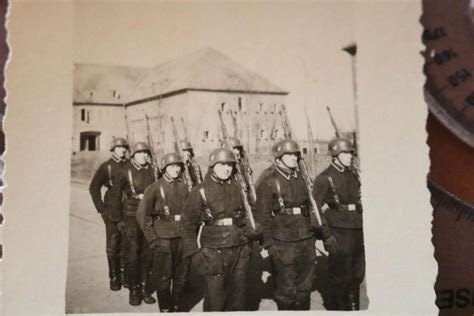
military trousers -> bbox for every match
[327,227,365,309]
[152,237,190,311]
[269,237,316,310]
[193,243,252,311]
[124,216,153,288]
[101,211,125,276]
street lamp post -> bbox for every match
[342,43,359,153]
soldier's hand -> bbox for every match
[116,220,126,233]
[243,222,263,240]
[267,245,278,258]
[191,250,207,275]
[323,235,338,255]
[149,240,160,251]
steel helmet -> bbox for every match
[209,148,236,167]
[110,137,129,151]
[161,152,183,169]
[272,139,301,158]
[229,137,243,148]
[328,137,355,156]
[176,140,193,151]
[131,142,151,157]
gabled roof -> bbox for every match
[73,64,148,105]
[127,48,288,105]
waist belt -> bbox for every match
[211,218,234,226]
[322,203,356,212]
[282,207,303,215]
[274,206,305,215]
[158,214,181,221]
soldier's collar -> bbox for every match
[331,161,345,173]
[131,159,149,171]
[163,172,181,183]
[276,165,298,180]
[210,173,232,185]
[112,154,126,163]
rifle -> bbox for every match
[304,107,316,179]
[229,110,240,138]
[325,106,361,183]
[180,117,202,184]
[228,110,257,204]
[170,116,194,192]
[217,109,256,230]
[279,104,293,138]
[326,106,341,138]
[180,117,189,141]
[279,105,323,227]
[144,114,160,180]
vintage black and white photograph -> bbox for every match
[67,1,366,313]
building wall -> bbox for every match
[72,105,127,152]
[126,90,287,159]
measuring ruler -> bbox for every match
[422,0,474,147]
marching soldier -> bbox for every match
[89,137,129,291]
[136,152,190,312]
[312,137,364,310]
[181,148,255,311]
[176,140,202,186]
[255,139,317,310]
[113,142,157,306]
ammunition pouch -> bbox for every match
[233,209,246,227]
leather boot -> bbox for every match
[140,282,157,304]
[107,257,121,291]
[295,296,310,310]
[348,288,360,310]
[119,266,129,288]
[170,290,182,313]
[129,286,142,306]
[276,300,295,310]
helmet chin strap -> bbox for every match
[277,158,296,171]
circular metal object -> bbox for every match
[422,0,474,147]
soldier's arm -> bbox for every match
[255,180,275,249]
[112,170,127,220]
[89,164,107,213]
[181,187,203,258]
[136,185,159,246]
[313,174,330,210]
[313,175,332,239]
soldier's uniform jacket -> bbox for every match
[113,159,156,218]
[182,173,250,257]
[312,162,362,229]
[255,165,314,249]
[136,174,189,244]
[89,155,128,221]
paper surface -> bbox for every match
[2,1,435,314]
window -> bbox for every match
[81,109,85,121]
[204,131,209,139]
[221,103,225,112]
[302,148,308,154]
[238,97,242,111]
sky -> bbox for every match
[74,1,356,140]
